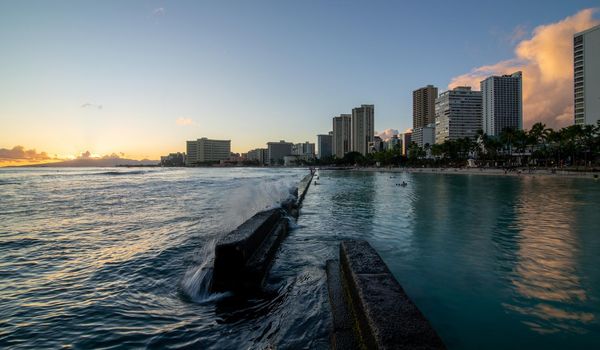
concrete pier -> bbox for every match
[328,240,446,349]
[210,171,314,293]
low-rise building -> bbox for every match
[160,152,186,167]
[368,136,384,153]
[267,140,293,165]
[292,142,316,157]
[247,148,268,165]
[186,138,231,165]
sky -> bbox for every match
[1,0,599,165]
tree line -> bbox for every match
[315,122,600,170]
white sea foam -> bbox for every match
[180,175,300,303]
[224,176,299,230]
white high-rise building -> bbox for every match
[481,72,522,136]
[413,124,436,148]
[435,87,482,144]
[351,104,375,156]
[186,138,231,165]
[332,114,351,158]
[574,24,600,126]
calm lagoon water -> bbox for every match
[1,167,599,349]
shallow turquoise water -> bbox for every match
[1,167,599,349]
[297,170,600,349]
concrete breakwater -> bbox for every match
[210,172,314,293]
[327,240,446,349]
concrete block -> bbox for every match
[337,240,446,350]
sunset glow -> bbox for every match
[1,2,598,167]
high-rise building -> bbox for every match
[574,24,600,126]
[317,132,333,159]
[351,104,375,156]
[435,86,482,144]
[413,85,438,128]
[384,135,401,151]
[332,114,351,158]
[413,124,436,148]
[481,72,522,136]
[401,132,412,156]
[267,140,293,165]
[186,138,231,165]
[292,142,316,157]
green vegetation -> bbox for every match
[315,122,600,170]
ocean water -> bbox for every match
[1,167,600,349]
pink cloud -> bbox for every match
[449,9,600,129]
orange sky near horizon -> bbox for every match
[1,5,598,168]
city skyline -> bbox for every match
[1,2,599,166]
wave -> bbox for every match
[179,174,302,304]
[180,239,232,303]
[96,170,150,176]
[38,170,151,177]
[0,181,20,185]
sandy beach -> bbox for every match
[340,166,600,180]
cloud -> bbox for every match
[449,8,599,129]
[509,24,528,44]
[176,117,195,126]
[153,7,165,16]
[78,151,92,159]
[76,151,125,159]
[376,128,399,140]
[76,151,125,160]
[0,146,59,166]
[0,146,51,161]
[102,153,124,160]
[81,103,103,110]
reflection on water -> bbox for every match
[506,177,594,334]
[307,170,600,350]
[1,168,599,349]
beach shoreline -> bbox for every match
[319,166,600,180]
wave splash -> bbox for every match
[180,175,301,303]
[180,239,230,303]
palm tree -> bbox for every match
[424,143,431,159]
[528,122,551,166]
[499,127,517,165]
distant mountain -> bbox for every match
[27,157,159,167]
